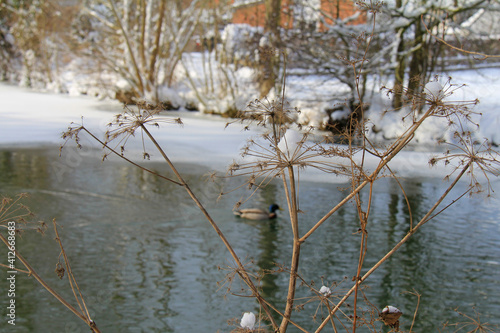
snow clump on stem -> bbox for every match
[240,312,256,329]
[319,285,332,297]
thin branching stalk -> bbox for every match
[0,194,33,223]
[302,105,437,242]
[314,163,471,332]
[75,126,183,186]
[279,165,301,332]
[348,14,379,331]
[0,234,101,333]
[138,124,279,330]
[352,181,373,332]
[0,263,29,274]
[53,219,93,325]
[403,289,421,332]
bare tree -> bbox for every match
[2,0,75,89]
[381,0,500,109]
[258,0,282,98]
[73,0,207,104]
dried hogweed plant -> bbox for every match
[0,193,38,234]
[223,97,353,208]
[441,307,498,333]
[54,7,500,333]
[1,4,498,333]
[54,73,500,333]
[222,96,364,332]
[103,102,183,159]
[61,102,280,330]
[218,14,500,333]
[0,195,101,332]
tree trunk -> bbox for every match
[259,0,281,98]
[147,0,166,99]
[407,19,427,100]
[393,29,406,110]
[392,0,404,110]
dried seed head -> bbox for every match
[55,262,65,279]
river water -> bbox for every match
[0,143,499,333]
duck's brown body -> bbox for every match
[233,204,281,220]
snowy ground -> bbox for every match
[0,83,253,169]
[1,67,499,185]
[366,69,500,145]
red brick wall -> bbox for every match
[231,0,294,29]
[232,1,267,27]
[321,0,366,25]
[231,0,365,29]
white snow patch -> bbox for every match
[240,312,256,329]
[319,286,332,296]
[424,81,445,100]
[382,305,401,314]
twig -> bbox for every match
[314,163,471,332]
[0,233,101,333]
[139,124,279,331]
[302,105,436,242]
[0,263,29,274]
[402,289,421,332]
[279,165,302,332]
[352,181,373,332]
[79,127,183,186]
[53,219,93,326]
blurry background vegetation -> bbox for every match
[0,0,499,120]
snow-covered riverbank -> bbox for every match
[0,82,255,170]
[1,69,499,184]
[365,69,500,145]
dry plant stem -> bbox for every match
[386,166,414,229]
[354,9,377,160]
[314,163,471,332]
[0,193,33,223]
[279,166,301,332]
[0,263,29,274]
[258,297,309,333]
[139,124,278,330]
[302,105,436,242]
[352,182,373,333]
[0,234,101,333]
[78,127,183,186]
[53,219,93,323]
[406,289,421,332]
[324,300,339,333]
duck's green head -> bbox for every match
[269,204,281,213]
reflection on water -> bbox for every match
[1,146,499,332]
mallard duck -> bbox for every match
[234,204,281,220]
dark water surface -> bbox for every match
[1,146,499,332]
